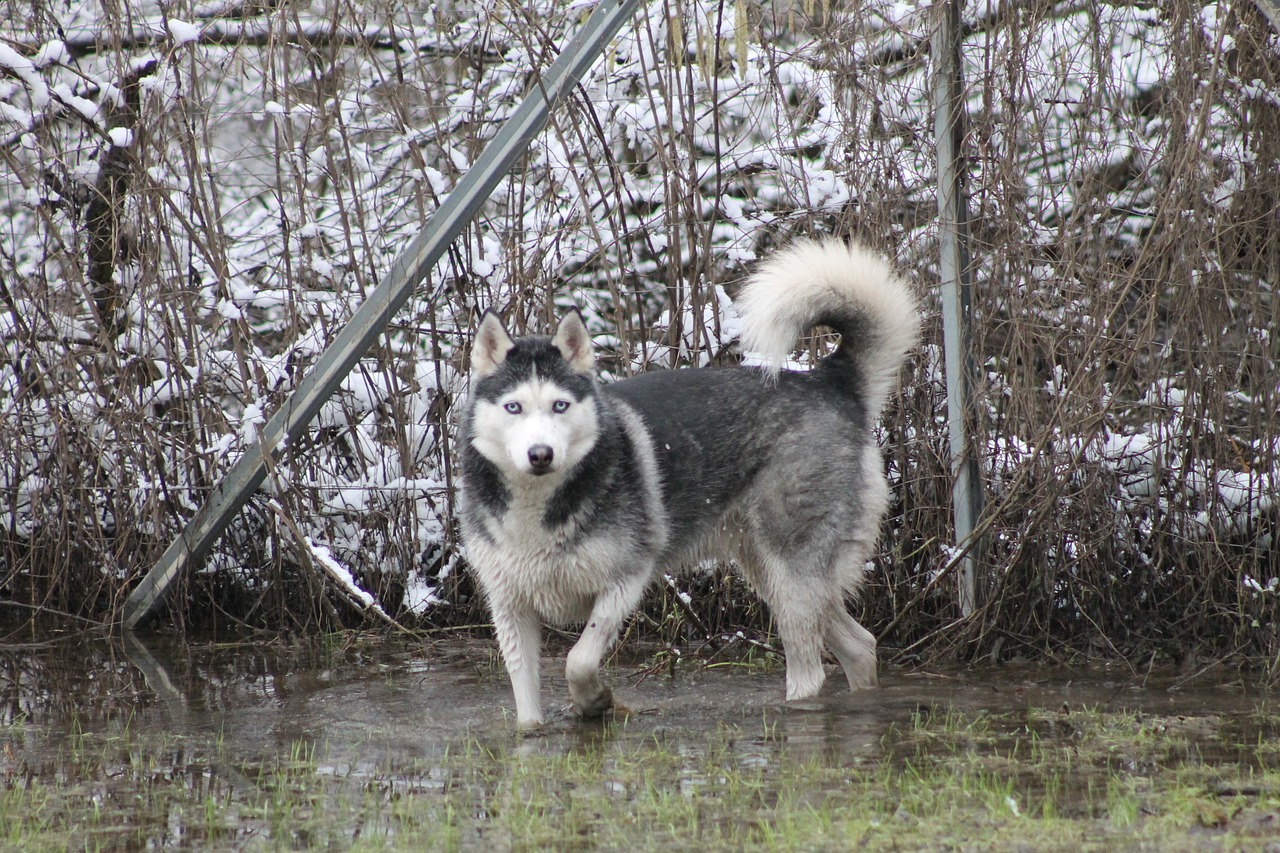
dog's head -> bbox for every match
[466,311,599,479]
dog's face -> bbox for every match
[467,311,599,480]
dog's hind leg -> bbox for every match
[826,607,878,690]
[773,599,829,701]
[492,598,545,728]
[739,549,829,701]
[565,573,650,719]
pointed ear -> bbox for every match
[471,311,515,379]
[551,310,594,374]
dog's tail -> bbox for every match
[735,238,920,412]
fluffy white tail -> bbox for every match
[734,239,920,412]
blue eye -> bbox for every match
[503,401,522,414]
[552,400,571,414]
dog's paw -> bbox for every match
[516,717,547,735]
[572,684,615,720]
[576,700,634,728]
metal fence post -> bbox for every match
[933,0,984,616]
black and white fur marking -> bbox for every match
[459,238,920,727]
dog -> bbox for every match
[458,238,920,727]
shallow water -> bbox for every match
[4,633,1259,765]
[0,631,1275,849]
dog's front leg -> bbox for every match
[565,574,649,719]
[491,598,544,728]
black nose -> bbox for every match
[528,444,554,473]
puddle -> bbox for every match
[1,632,1277,849]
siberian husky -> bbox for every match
[459,238,920,727]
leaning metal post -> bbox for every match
[122,0,642,629]
[932,0,984,616]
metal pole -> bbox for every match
[122,0,642,629]
[932,0,984,616]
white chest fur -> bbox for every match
[467,484,646,626]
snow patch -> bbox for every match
[168,19,203,45]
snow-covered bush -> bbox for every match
[1,0,1276,660]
